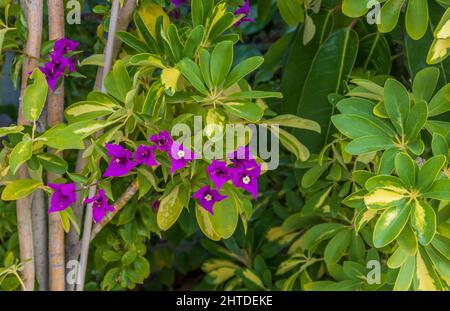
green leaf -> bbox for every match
[1,179,43,201]
[224,56,264,89]
[378,0,404,33]
[36,153,68,175]
[431,234,450,260]
[282,11,333,115]
[104,60,132,102]
[302,162,331,188]
[262,114,321,133]
[365,175,406,192]
[384,78,410,135]
[208,195,239,239]
[421,179,450,200]
[412,67,440,103]
[387,246,409,268]
[196,204,221,241]
[226,90,283,100]
[406,0,429,40]
[223,102,264,122]
[80,54,104,67]
[335,98,395,136]
[9,139,32,175]
[411,200,436,246]
[23,68,48,122]
[357,33,392,74]
[405,101,428,142]
[65,101,118,123]
[199,49,213,90]
[332,114,393,139]
[178,58,208,95]
[394,152,417,188]
[394,255,415,291]
[417,155,446,192]
[379,148,400,174]
[425,245,450,281]
[342,0,370,17]
[210,40,233,88]
[276,0,304,26]
[428,84,450,117]
[431,133,448,157]
[183,25,204,59]
[345,135,394,154]
[59,210,71,233]
[65,120,115,138]
[0,125,24,137]
[39,125,84,150]
[115,31,148,53]
[324,229,352,266]
[364,188,407,210]
[235,268,266,290]
[276,127,311,162]
[161,67,181,96]
[157,183,189,230]
[414,247,444,290]
[302,223,346,250]
[291,28,358,153]
[373,204,412,248]
[134,12,159,53]
[398,224,418,255]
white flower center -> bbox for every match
[177,150,185,158]
[115,158,121,163]
[204,194,212,201]
[242,176,251,185]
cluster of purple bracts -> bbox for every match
[48,131,260,222]
[39,38,79,91]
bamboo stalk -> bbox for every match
[31,190,48,290]
[47,0,65,291]
[16,0,44,291]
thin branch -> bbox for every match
[76,0,122,291]
[90,180,139,241]
[47,0,66,291]
[65,154,87,291]
[66,0,137,291]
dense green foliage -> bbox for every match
[0,0,449,291]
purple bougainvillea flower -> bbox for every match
[84,189,114,223]
[171,0,189,8]
[207,160,231,190]
[53,38,79,55]
[48,183,77,213]
[39,53,76,90]
[134,144,158,167]
[39,62,61,91]
[168,143,198,174]
[232,165,261,200]
[151,200,160,212]
[192,186,227,215]
[228,145,259,170]
[50,52,76,73]
[103,144,137,177]
[234,0,254,26]
[150,131,173,152]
